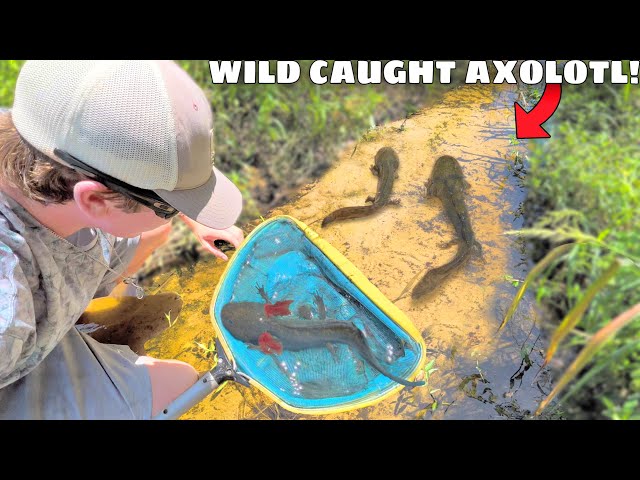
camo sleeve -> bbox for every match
[93,235,141,298]
[0,240,37,389]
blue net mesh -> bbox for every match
[212,217,423,411]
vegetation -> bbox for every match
[0,60,22,107]
[510,76,640,419]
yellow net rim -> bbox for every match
[209,215,427,415]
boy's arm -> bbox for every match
[94,222,173,298]
[0,247,36,389]
[121,222,173,279]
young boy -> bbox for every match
[0,60,245,419]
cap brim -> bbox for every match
[154,166,243,229]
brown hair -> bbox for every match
[0,111,141,212]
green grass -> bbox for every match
[518,74,640,419]
[164,310,179,328]
[0,60,22,107]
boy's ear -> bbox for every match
[73,180,113,219]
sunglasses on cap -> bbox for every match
[53,149,180,219]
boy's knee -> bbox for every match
[136,356,198,417]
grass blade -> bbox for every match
[543,258,622,366]
[558,339,640,407]
[497,243,575,332]
[536,302,640,416]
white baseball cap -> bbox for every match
[11,60,243,229]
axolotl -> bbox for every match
[220,285,423,388]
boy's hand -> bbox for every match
[179,214,244,261]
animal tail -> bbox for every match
[321,205,378,227]
[411,243,473,299]
[350,326,424,388]
[393,269,426,302]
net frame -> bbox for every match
[210,215,426,415]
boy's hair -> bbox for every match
[0,111,141,212]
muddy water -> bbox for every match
[145,84,554,420]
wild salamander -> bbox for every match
[411,155,481,299]
[221,287,423,388]
[321,146,400,227]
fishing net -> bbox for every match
[210,216,425,414]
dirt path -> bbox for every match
[144,84,551,420]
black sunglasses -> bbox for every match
[54,149,180,219]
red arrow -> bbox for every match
[514,83,562,139]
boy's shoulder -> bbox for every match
[0,188,125,388]
[0,190,32,252]
[0,190,102,249]
[0,190,103,294]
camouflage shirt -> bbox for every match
[0,190,139,389]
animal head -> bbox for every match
[375,147,400,168]
[427,155,466,196]
[220,302,269,343]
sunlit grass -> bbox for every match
[537,302,640,416]
[543,258,624,366]
[497,243,575,333]
[515,74,640,419]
